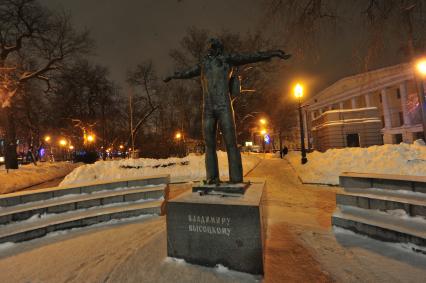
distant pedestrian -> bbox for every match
[282,146,288,156]
[26,146,37,165]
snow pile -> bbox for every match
[60,152,260,186]
[0,162,80,194]
[287,140,426,185]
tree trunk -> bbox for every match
[5,106,18,169]
[102,102,106,149]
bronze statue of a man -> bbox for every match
[165,38,291,184]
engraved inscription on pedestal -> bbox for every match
[188,214,231,236]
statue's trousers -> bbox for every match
[203,105,243,183]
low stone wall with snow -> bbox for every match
[60,151,260,186]
[287,140,426,185]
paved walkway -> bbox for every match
[0,157,425,282]
[249,156,337,282]
[253,156,426,282]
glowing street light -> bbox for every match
[44,135,51,142]
[294,82,308,165]
[175,132,182,140]
[119,145,124,150]
[259,118,267,125]
[59,139,67,146]
[260,129,267,135]
[87,134,95,143]
[294,83,303,99]
[416,59,426,77]
[415,58,426,140]
[69,145,74,150]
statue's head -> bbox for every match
[207,38,224,56]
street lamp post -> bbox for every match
[85,133,96,157]
[259,118,268,153]
[294,83,308,164]
[415,58,426,141]
[260,128,267,153]
[44,135,54,162]
[175,131,185,157]
[59,138,67,161]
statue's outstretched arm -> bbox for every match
[163,65,201,82]
[227,50,291,66]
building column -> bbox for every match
[365,93,371,107]
[381,88,392,128]
[339,102,344,109]
[351,97,357,109]
[399,81,411,126]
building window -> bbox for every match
[381,115,385,127]
[395,134,403,144]
[415,132,424,140]
[396,88,401,99]
[346,133,360,147]
[399,112,404,126]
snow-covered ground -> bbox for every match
[60,152,260,186]
[0,162,80,194]
[287,140,426,185]
[1,158,425,282]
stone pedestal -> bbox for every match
[166,180,266,275]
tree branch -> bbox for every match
[19,56,62,82]
[129,105,159,143]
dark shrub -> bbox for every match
[74,150,99,164]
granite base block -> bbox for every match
[166,181,265,275]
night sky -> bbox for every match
[43,0,410,97]
[44,0,263,87]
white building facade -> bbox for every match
[304,63,425,149]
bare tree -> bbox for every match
[0,0,92,169]
[49,60,122,150]
[362,0,426,59]
[262,0,338,59]
[262,0,426,70]
[126,61,160,153]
